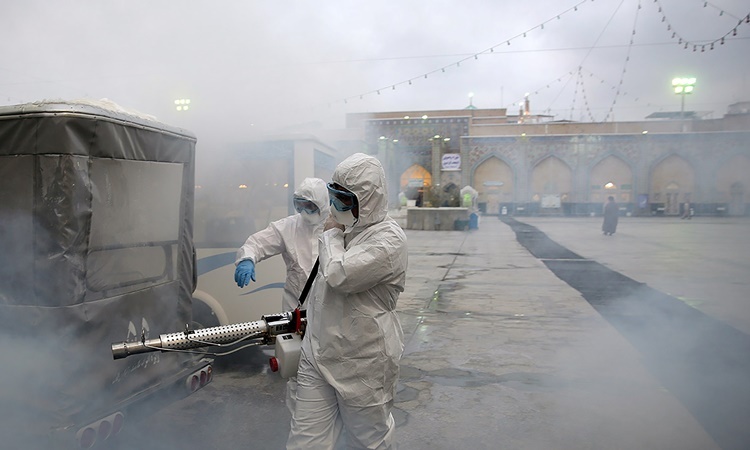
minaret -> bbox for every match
[524,93,530,116]
[465,92,477,110]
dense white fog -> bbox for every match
[1,1,749,447]
[1,0,748,145]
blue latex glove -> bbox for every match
[235,260,256,287]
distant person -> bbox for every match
[602,196,618,236]
[681,200,692,220]
[398,191,407,210]
[234,177,330,312]
[462,192,472,208]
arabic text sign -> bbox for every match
[441,153,461,171]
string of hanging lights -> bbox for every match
[579,69,600,122]
[529,0,748,123]
[327,0,592,109]
[581,67,643,105]
[507,70,575,115]
[507,0,629,121]
[321,0,748,120]
[503,0,627,121]
[598,0,642,122]
[651,0,749,52]
[569,71,581,121]
[520,63,642,123]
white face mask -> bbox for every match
[330,208,358,228]
[301,210,325,226]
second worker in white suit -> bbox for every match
[235,177,330,312]
[235,177,330,414]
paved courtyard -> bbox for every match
[114,214,750,449]
[519,215,750,335]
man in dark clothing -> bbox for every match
[602,196,619,236]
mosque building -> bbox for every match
[343,99,750,217]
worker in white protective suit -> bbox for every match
[287,153,408,450]
[235,177,329,415]
[234,177,330,313]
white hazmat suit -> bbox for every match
[235,177,330,312]
[287,153,408,450]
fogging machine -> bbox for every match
[111,309,306,378]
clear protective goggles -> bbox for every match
[293,197,319,214]
[327,182,358,212]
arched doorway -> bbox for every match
[716,155,750,216]
[400,164,432,204]
[473,156,513,214]
[590,156,633,204]
[650,155,694,216]
[530,156,572,214]
[665,182,681,215]
[730,182,745,216]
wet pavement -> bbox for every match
[504,216,750,450]
[519,216,750,336]
[114,214,750,450]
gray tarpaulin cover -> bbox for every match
[0,101,201,443]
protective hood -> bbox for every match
[331,153,388,229]
[294,177,330,222]
[460,185,478,198]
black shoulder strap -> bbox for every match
[298,257,319,306]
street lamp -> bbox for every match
[672,77,696,121]
[174,98,191,111]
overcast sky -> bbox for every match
[1,0,748,147]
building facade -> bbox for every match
[346,105,750,216]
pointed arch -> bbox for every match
[589,155,633,203]
[530,156,572,202]
[472,156,514,214]
[400,164,432,190]
[649,154,694,215]
[716,154,750,216]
